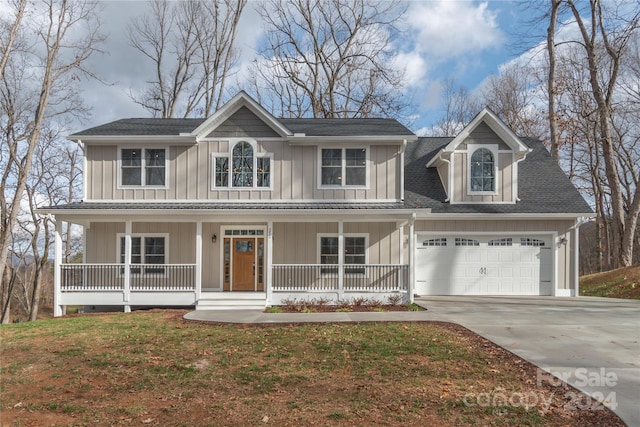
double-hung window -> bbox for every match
[319,235,367,275]
[212,140,272,189]
[119,235,166,274]
[320,148,367,187]
[121,148,167,187]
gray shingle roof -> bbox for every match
[280,118,413,136]
[70,117,413,138]
[44,202,409,211]
[404,137,593,214]
[70,118,206,137]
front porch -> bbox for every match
[49,210,417,315]
[57,263,410,311]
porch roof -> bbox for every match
[42,201,409,211]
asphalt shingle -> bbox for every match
[404,137,593,214]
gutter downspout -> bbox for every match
[571,216,589,297]
[408,213,416,303]
[400,139,407,202]
[513,150,531,202]
[440,154,452,203]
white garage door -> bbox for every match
[415,235,552,296]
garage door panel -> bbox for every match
[416,234,552,296]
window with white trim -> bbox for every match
[120,148,167,187]
[469,147,496,193]
[319,234,367,274]
[118,235,166,274]
[320,148,367,187]
[212,140,272,189]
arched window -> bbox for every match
[470,148,495,192]
[232,141,253,187]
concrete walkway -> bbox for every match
[184,296,640,426]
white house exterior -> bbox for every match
[41,92,593,315]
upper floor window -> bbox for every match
[120,148,167,187]
[212,140,271,189]
[320,148,367,187]
[470,147,495,193]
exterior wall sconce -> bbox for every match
[212,234,217,243]
[558,237,567,245]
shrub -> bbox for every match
[386,294,403,306]
[351,297,370,307]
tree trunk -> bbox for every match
[547,0,560,162]
[568,0,631,267]
[1,267,14,324]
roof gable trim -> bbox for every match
[189,91,292,139]
[427,108,531,168]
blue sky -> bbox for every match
[79,0,544,134]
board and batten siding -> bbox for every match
[412,219,575,290]
[272,222,401,265]
[451,152,513,203]
[85,222,196,264]
[447,122,516,203]
[85,142,401,201]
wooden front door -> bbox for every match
[224,237,265,291]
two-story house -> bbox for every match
[42,92,592,315]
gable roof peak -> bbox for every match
[190,91,292,139]
[446,107,530,153]
[426,107,532,168]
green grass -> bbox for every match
[0,310,624,426]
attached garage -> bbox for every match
[415,234,553,296]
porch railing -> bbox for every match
[272,264,408,292]
[60,264,196,292]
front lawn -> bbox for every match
[0,310,622,426]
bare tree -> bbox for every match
[250,0,409,119]
[566,0,640,267]
[547,0,562,162]
[128,0,246,118]
[429,78,479,136]
[0,0,26,79]
[479,63,547,138]
[0,0,104,321]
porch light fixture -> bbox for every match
[558,237,567,245]
[212,234,217,243]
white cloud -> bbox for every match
[406,0,504,58]
[392,51,428,87]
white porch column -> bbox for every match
[398,224,405,294]
[408,219,415,303]
[123,220,132,313]
[53,218,63,317]
[266,221,273,305]
[195,220,202,301]
[338,220,344,300]
[398,224,405,265]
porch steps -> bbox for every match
[196,292,267,311]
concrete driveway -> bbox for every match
[414,296,640,426]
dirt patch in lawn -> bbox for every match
[1,309,623,426]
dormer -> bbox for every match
[426,108,531,204]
